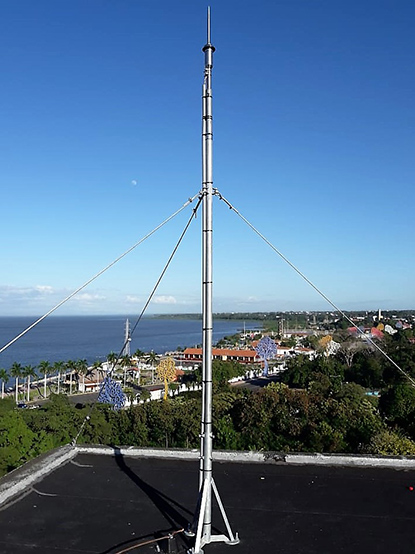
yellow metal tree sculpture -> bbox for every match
[156,357,176,400]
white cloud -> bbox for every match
[0,284,112,315]
[34,285,54,294]
[126,295,142,303]
[72,293,106,303]
[153,295,177,305]
[0,284,56,298]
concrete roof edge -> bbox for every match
[0,445,77,507]
[2,446,415,508]
[283,452,415,468]
[75,446,415,468]
[76,445,201,459]
[75,445,268,462]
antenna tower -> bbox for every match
[122,318,131,357]
[187,8,240,553]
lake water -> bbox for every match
[0,316,260,384]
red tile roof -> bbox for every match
[184,347,258,357]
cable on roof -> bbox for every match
[114,528,184,553]
[70,193,203,445]
[0,193,200,357]
[214,188,415,389]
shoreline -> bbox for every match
[0,317,261,389]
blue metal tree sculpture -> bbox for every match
[98,376,126,410]
[255,336,277,377]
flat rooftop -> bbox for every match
[0,448,415,553]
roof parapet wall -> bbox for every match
[2,445,415,508]
[0,445,77,507]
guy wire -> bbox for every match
[0,193,200,356]
[214,189,415,389]
[107,193,203,378]
[71,193,203,445]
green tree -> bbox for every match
[146,351,159,384]
[146,350,158,365]
[233,384,298,451]
[106,351,118,371]
[10,362,24,403]
[38,360,52,398]
[172,397,201,448]
[328,382,382,451]
[75,359,88,392]
[120,355,132,387]
[144,400,175,448]
[280,336,296,348]
[140,389,151,402]
[0,368,9,400]
[215,414,240,449]
[379,383,415,437]
[53,361,65,395]
[365,429,415,456]
[300,335,320,350]
[383,331,415,385]
[132,350,144,385]
[344,351,384,389]
[134,349,145,362]
[92,360,104,384]
[212,360,244,390]
[281,355,313,388]
[23,394,81,448]
[65,359,77,395]
[79,404,116,445]
[282,355,344,391]
[23,364,37,402]
[0,405,52,476]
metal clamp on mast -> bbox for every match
[186,7,240,553]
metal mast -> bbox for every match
[188,8,239,553]
[121,318,131,357]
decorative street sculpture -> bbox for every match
[255,336,277,377]
[156,357,177,400]
[98,376,126,410]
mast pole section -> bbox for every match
[201,3,215,543]
[189,8,238,553]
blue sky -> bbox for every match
[1,0,414,316]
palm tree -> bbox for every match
[134,348,145,362]
[38,360,52,398]
[124,387,136,405]
[146,351,159,384]
[133,349,145,385]
[23,364,36,402]
[146,350,158,365]
[10,362,23,403]
[65,359,77,395]
[0,368,9,400]
[120,355,132,388]
[53,361,65,395]
[107,351,117,367]
[76,359,88,393]
[92,360,103,385]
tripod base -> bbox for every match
[187,534,240,554]
[187,477,239,554]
